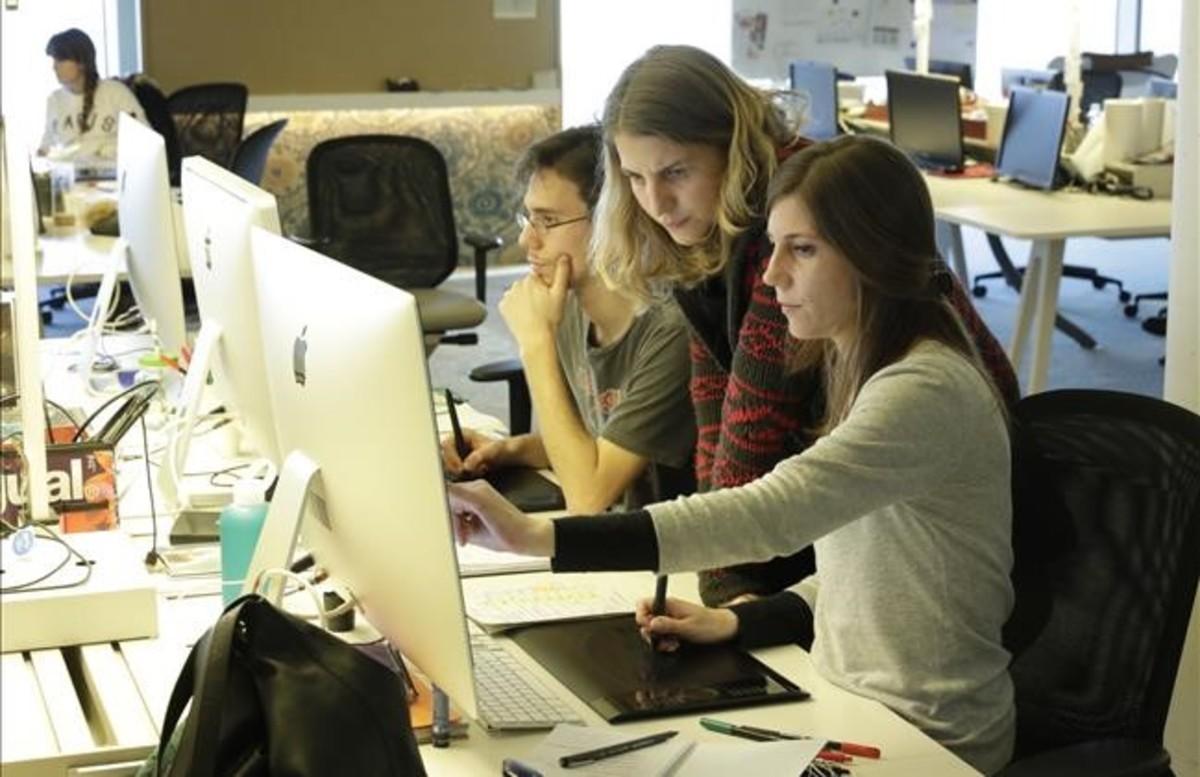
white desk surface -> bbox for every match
[2,338,979,776]
[924,175,1172,394]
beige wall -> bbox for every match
[141,0,558,94]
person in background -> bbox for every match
[590,44,1019,606]
[39,28,144,161]
[442,126,695,512]
[449,135,1016,775]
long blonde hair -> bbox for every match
[593,45,794,301]
[771,136,1002,433]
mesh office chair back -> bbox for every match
[167,82,249,169]
[1005,390,1200,765]
[306,135,458,290]
[232,118,288,186]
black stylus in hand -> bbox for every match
[558,730,678,768]
[649,575,668,651]
[445,389,471,461]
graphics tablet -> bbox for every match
[511,615,808,723]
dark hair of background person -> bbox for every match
[45,28,100,134]
[515,124,603,212]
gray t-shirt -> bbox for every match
[555,294,696,508]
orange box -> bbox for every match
[1,438,119,532]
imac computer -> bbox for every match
[788,60,839,141]
[249,229,583,731]
[116,113,187,360]
[995,86,1071,190]
[886,70,965,172]
[1,118,52,523]
[160,157,284,513]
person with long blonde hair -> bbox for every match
[590,45,1018,607]
[449,135,1016,774]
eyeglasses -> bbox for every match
[516,211,589,236]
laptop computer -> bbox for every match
[886,70,965,173]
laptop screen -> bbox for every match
[995,86,1070,190]
[886,70,964,172]
[789,60,839,141]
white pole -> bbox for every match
[1163,0,1199,410]
[1063,0,1084,129]
[913,0,933,74]
[1163,4,1199,774]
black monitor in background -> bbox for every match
[1000,67,1058,97]
[995,86,1071,190]
[789,60,839,141]
[903,57,974,90]
[886,70,965,172]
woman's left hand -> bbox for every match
[447,480,554,557]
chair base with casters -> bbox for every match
[970,233,1106,350]
[469,358,531,435]
[1124,291,1167,318]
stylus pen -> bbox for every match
[649,574,668,649]
[700,717,881,758]
[558,730,678,768]
[444,389,471,460]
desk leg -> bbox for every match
[1008,242,1043,377]
[1027,239,1066,394]
[936,220,969,284]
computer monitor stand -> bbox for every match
[245,450,456,743]
[74,238,124,378]
[156,321,230,513]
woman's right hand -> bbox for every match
[447,480,554,557]
[634,596,740,652]
[440,428,509,477]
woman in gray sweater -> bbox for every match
[449,135,1016,775]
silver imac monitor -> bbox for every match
[249,228,481,719]
[886,70,965,172]
[116,113,187,358]
[1,119,51,522]
[177,157,282,464]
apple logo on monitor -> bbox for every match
[293,326,307,386]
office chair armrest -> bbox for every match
[996,738,1170,777]
[469,358,531,435]
[287,234,333,250]
[463,232,504,304]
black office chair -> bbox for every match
[232,119,288,186]
[903,56,973,89]
[124,73,183,185]
[1047,68,1124,124]
[167,82,248,170]
[304,134,503,346]
[999,389,1200,777]
[469,358,531,434]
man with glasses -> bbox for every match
[442,126,695,512]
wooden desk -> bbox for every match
[924,176,1172,393]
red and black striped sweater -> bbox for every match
[672,222,1021,606]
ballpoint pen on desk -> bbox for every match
[699,717,881,759]
[444,388,470,460]
[558,730,678,768]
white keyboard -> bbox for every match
[470,630,582,729]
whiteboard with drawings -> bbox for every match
[732,0,978,81]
